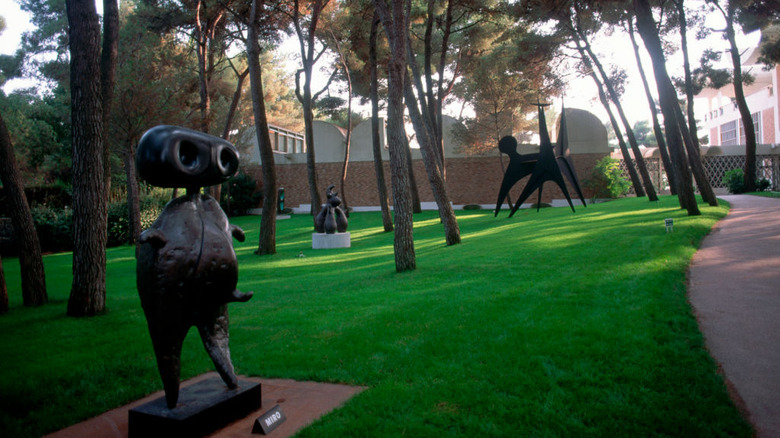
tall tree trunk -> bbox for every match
[634,0,700,215]
[369,14,393,232]
[123,143,142,246]
[576,33,658,201]
[628,19,677,194]
[214,65,249,203]
[67,0,108,315]
[675,0,701,149]
[330,32,352,213]
[674,2,718,206]
[590,70,645,196]
[101,0,119,202]
[293,0,327,214]
[725,4,757,192]
[194,0,217,134]
[0,113,48,307]
[402,133,422,213]
[403,73,461,246]
[374,0,416,272]
[434,0,455,180]
[673,102,719,206]
[248,0,277,255]
[407,30,442,178]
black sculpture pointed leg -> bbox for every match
[197,304,238,389]
[146,320,188,409]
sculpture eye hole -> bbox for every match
[179,141,200,169]
[219,147,238,175]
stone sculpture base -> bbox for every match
[128,377,261,438]
[312,232,351,249]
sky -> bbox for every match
[0,0,761,130]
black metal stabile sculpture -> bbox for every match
[135,125,253,410]
[494,104,586,218]
[314,185,348,234]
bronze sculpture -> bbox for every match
[495,104,586,217]
[314,185,348,234]
[135,125,252,409]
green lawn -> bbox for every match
[0,196,751,437]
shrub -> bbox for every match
[222,173,262,216]
[756,178,771,192]
[30,205,73,253]
[584,157,631,200]
[722,168,745,194]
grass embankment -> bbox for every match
[0,196,751,437]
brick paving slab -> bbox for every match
[44,372,366,438]
[688,194,780,438]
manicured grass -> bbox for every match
[0,196,751,437]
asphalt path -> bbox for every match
[688,194,780,438]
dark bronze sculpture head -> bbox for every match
[135,125,252,409]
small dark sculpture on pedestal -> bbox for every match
[314,185,348,234]
[135,125,253,409]
[495,104,586,217]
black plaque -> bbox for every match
[252,405,286,435]
[128,377,261,438]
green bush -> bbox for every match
[722,168,745,194]
[30,205,73,253]
[222,173,262,216]
[25,196,165,253]
[584,157,631,200]
[756,178,771,192]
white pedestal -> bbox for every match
[312,232,351,249]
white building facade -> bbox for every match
[698,47,779,147]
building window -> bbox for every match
[738,112,762,144]
[268,125,305,154]
[721,120,737,145]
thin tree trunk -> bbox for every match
[293,0,326,214]
[370,15,393,232]
[403,73,460,246]
[591,70,645,196]
[67,0,108,315]
[248,0,277,255]
[628,19,677,194]
[725,4,757,192]
[330,32,352,213]
[101,0,119,202]
[634,0,700,215]
[676,0,701,149]
[435,0,455,180]
[0,113,48,307]
[673,102,719,206]
[214,65,249,202]
[123,142,142,245]
[402,133,422,213]
[374,0,416,272]
[576,33,657,201]
[407,31,442,177]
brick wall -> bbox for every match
[244,152,606,210]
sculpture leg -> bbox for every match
[536,183,544,212]
[197,304,238,389]
[144,310,189,409]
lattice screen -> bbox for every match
[616,155,778,192]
